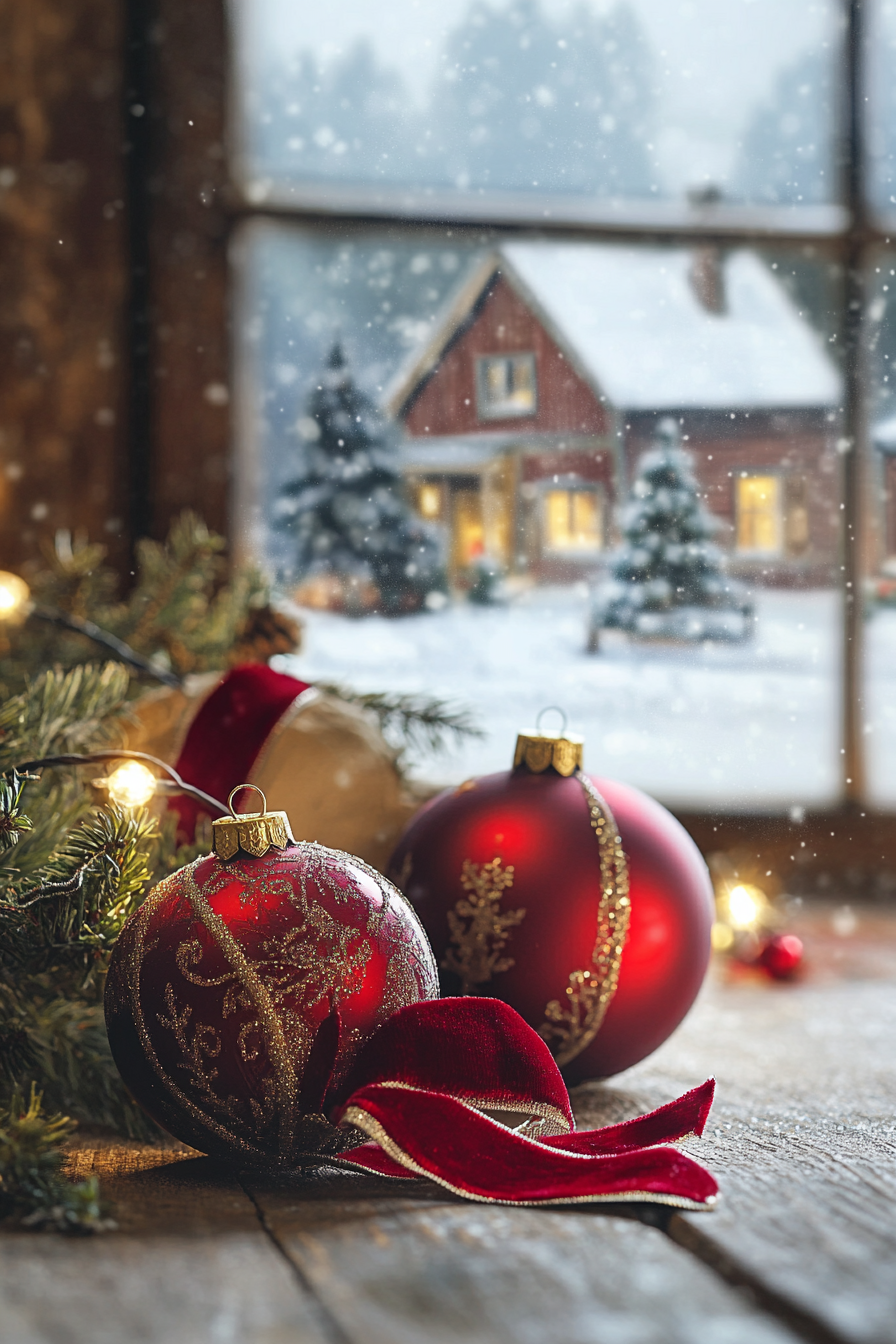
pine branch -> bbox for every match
[0,513,285,696]
[0,663,130,774]
[0,774,34,853]
[0,986,156,1140]
[0,1085,114,1232]
[0,666,167,1159]
[0,804,157,984]
[318,685,483,757]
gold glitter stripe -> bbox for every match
[538,772,631,1067]
[123,869,267,1160]
[340,1106,716,1210]
[182,866,300,1160]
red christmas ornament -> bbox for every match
[757,932,804,980]
[105,786,438,1164]
[387,726,714,1082]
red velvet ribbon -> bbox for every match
[172,665,310,839]
[328,998,718,1211]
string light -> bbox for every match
[712,880,777,954]
[727,884,765,930]
[13,750,227,816]
[0,571,31,623]
[104,761,158,809]
[0,570,180,688]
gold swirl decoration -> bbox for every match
[105,821,439,1165]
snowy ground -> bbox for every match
[275,587,896,812]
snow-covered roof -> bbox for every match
[385,243,841,417]
[502,243,840,411]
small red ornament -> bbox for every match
[105,786,438,1164]
[387,725,714,1082]
[757,933,804,980]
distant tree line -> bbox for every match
[249,0,658,199]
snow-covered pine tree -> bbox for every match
[589,418,753,647]
[276,343,445,615]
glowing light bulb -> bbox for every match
[0,571,31,623]
[727,884,763,931]
[106,761,157,809]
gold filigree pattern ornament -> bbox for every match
[388,718,715,1082]
[442,857,525,994]
[105,785,439,1165]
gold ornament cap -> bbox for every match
[513,707,583,778]
[212,785,296,861]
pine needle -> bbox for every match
[318,684,483,756]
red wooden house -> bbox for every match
[383,242,841,586]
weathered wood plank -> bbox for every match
[574,946,896,1344]
[245,1165,801,1344]
[5,909,894,1344]
[0,1144,331,1344]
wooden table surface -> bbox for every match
[2,903,895,1344]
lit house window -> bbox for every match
[736,475,782,554]
[417,482,443,520]
[544,489,603,553]
[475,353,537,420]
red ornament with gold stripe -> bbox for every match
[104,786,438,1165]
[386,726,714,1082]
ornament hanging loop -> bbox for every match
[213,783,296,860]
[228,783,268,818]
[513,709,583,778]
[535,705,569,737]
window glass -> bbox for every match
[868,2,896,215]
[477,353,537,419]
[545,489,603,552]
[237,220,845,809]
[232,0,841,212]
[736,475,783,554]
[864,250,896,803]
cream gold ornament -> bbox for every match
[124,664,417,870]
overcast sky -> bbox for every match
[232,0,839,193]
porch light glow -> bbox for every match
[419,483,441,519]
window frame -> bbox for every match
[227,0,874,806]
[475,352,538,422]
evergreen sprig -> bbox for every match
[0,1086,114,1233]
[318,685,483,760]
[0,773,34,852]
[0,805,157,982]
[0,513,278,697]
[0,666,168,1156]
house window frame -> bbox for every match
[225,0,873,806]
[475,352,538,422]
